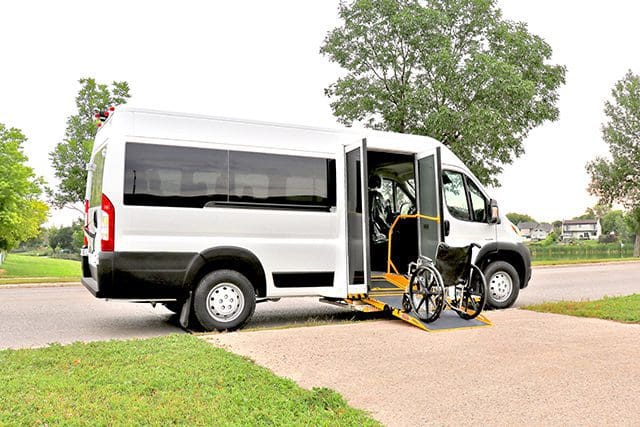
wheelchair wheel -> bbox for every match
[455,264,487,320]
[408,264,445,323]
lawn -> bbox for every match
[0,335,379,426]
[0,254,80,283]
[523,294,640,323]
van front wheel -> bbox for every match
[484,261,520,309]
[193,270,256,331]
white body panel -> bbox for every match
[87,108,522,299]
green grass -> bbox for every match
[0,335,379,426]
[0,254,80,282]
[532,257,640,266]
[523,294,640,324]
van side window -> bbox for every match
[124,143,228,208]
[123,143,336,211]
[442,170,470,220]
[229,151,336,209]
[442,170,489,223]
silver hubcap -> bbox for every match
[206,283,245,322]
[489,271,513,303]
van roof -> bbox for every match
[98,107,468,170]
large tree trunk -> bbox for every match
[635,234,640,257]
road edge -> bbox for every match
[0,282,81,289]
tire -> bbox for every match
[456,264,487,320]
[484,261,520,309]
[193,270,257,331]
[408,264,445,323]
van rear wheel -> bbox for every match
[193,270,256,331]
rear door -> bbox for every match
[85,144,107,264]
[415,147,444,260]
[344,139,370,295]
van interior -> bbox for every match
[366,150,420,275]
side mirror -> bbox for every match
[488,199,500,224]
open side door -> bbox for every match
[416,147,444,260]
[345,138,370,295]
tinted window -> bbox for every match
[124,143,228,208]
[124,143,336,210]
[229,151,335,209]
[467,179,487,222]
[442,170,470,220]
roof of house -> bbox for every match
[517,221,538,230]
[534,223,553,232]
[563,219,598,225]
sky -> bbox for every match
[1,0,639,226]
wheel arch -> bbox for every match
[184,246,267,298]
[475,242,532,289]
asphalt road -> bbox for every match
[1,262,639,349]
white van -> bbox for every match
[81,108,531,331]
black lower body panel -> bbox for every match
[82,251,198,299]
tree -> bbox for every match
[600,210,632,242]
[587,70,640,256]
[573,204,608,221]
[0,123,49,258]
[320,0,566,186]
[48,225,74,253]
[49,78,130,211]
[47,220,84,256]
[572,210,596,221]
[551,220,562,236]
[506,212,536,225]
[541,230,558,246]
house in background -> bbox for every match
[516,222,538,240]
[531,223,553,240]
[561,219,601,240]
[516,222,553,241]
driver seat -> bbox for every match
[368,175,391,243]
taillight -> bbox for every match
[83,199,89,246]
[100,194,115,252]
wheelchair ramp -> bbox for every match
[354,274,492,332]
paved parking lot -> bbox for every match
[209,309,640,426]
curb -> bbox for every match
[0,282,81,289]
[532,260,640,269]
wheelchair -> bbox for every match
[402,243,487,323]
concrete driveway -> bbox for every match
[208,309,640,426]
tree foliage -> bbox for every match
[321,0,566,186]
[600,210,633,242]
[506,212,536,225]
[48,220,84,254]
[587,70,640,256]
[49,78,130,210]
[0,124,49,252]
